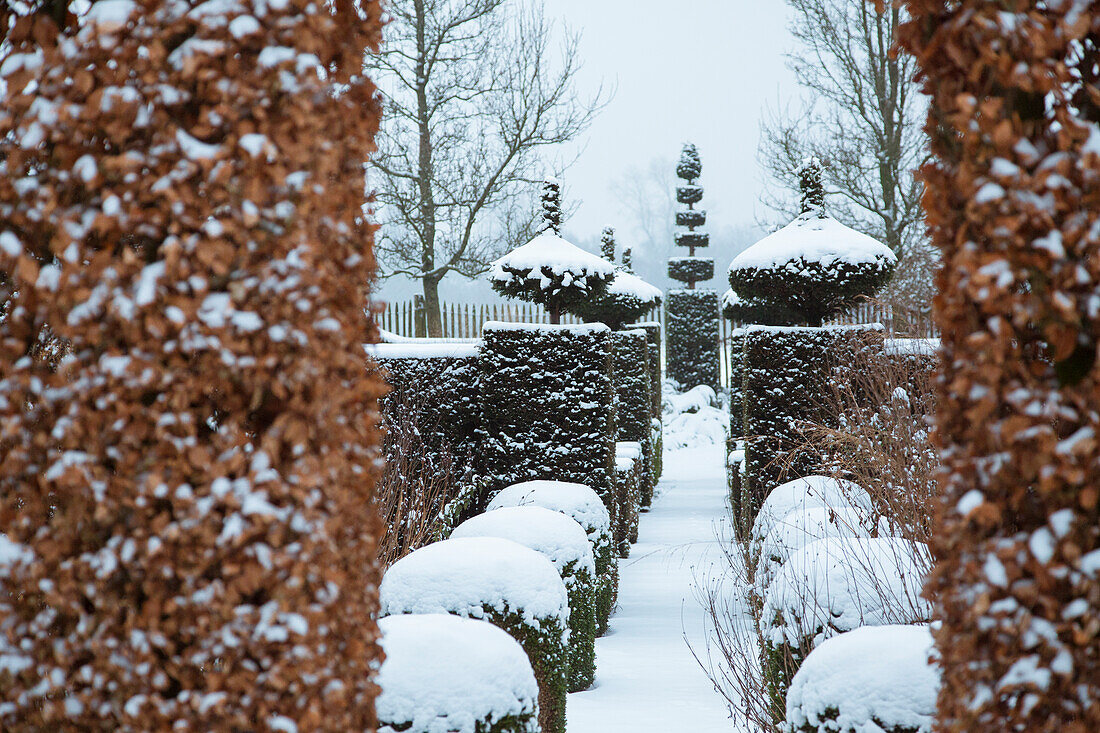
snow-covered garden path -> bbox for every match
[566,441,739,731]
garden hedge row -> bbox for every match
[612,330,655,506]
[738,325,884,526]
[666,289,720,390]
[480,323,616,502]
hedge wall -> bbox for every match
[633,321,663,419]
[666,289,720,390]
[480,323,616,504]
[740,325,884,525]
[612,330,654,503]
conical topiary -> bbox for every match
[490,179,616,323]
[727,158,896,327]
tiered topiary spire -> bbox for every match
[668,143,714,289]
[542,177,563,235]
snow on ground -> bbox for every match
[567,398,741,731]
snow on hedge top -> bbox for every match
[785,624,939,733]
[487,481,610,538]
[489,233,616,291]
[380,537,569,627]
[482,320,609,334]
[451,506,595,580]
[756,506,887,596]
[377,614,539,733]
[752,476,875,546]
[607,271,662,302]
[762,537,932,649]
[367,342,479,359]
[729,214,897,272]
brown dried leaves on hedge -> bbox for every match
[894,3,1100,730]
[0,1,386,729]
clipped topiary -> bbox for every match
[570,229,662,331]
[490,179,615,323]
[610,330,656,506]
[380,537,571,733]
[452,506,598,692]
[377,614,540,733]
[487,480,618,636]
[613,442,643,556]
[728,159,896,327]
[669,143,713,290]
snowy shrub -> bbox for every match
[377,614,540,733]
[727,160,896,328]
[452,507,597,692]
[380,537,571,733]
[785,625,939,733]
[760,537,932,718]
[666,289,721,390]
[489,180,615,323]
[0,3,387,729]
[668,256,716,283]
[751,477,876,552]
[613,443,643,557]
[740,325,884,525]
[755,506,887,601]
[661,382,728,450]
[487,480,617,635]
[612,330,656,505]
[479,322,615,506]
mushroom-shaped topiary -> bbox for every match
[727,159,897,326]
[569,228,662,330]
[490,179,616,323]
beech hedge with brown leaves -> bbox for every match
[893,1,1100,730]
[0,1,386,729]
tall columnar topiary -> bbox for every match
[0,2,386,730]
[897,3,1100,730]
[727,158,897,327]
[490,179,616,323]
[668,143,714,289]
[570,228,662,331]
[666,143,720,389]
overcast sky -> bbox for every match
[551,0,797,240]
[378,0,800,301]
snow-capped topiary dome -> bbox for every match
[751,476,875,547]
[451,507,595,579]
[785,624,939,733]
[379,537,569,627]
[727,213,897,326]
[761,536,932,650]
[377,614,540,733]
[569,269,662,331]
[488,480,611,541]
[755,506,887,597]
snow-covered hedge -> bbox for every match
[666,289,720,390]
[612,442,643,558]
[740,325,884,524]
[487,480,618,635]
[751,476,876,550]
[759,537,932,717]
[479,323,615,505]
[377,614,540,733]
[785,625,939,733]
[612,330,655,506]
[633,321,664,420]
[380,537,571,733]
[451,507,598,692]
[755,506,886,600]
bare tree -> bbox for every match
[759,1,933,325]
[368,0,606,336]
